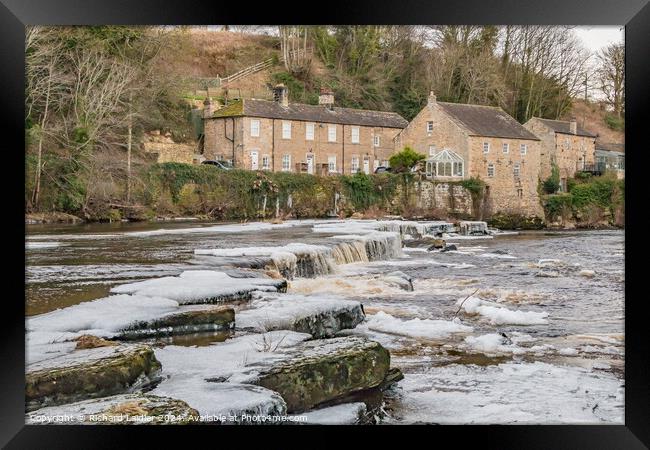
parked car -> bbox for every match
[201,160,233,170]
[374,166,392,173]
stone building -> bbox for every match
[523,117,597,190]
[202,85,408,175]
[595,142,625,179]
[395,92,544,217]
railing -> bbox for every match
[578,162,607,174]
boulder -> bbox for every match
[426,239,446,251]
[26,393,199,425]
[253,336,391,413]
[117,306,235,340]
[440,244,458,252]
[26,345,162,412]
[384,271,414,291]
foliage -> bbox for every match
[488,212,545,230]
[543,194,573,219]
[542,164,561,194]
[604,113,625,131]
[389,147,426,173]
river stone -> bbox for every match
[116,306,235,340]
[26,393,199,425]
[26,344,162,412]
[427,239,446,251]
[384,271,414,291]
[253,336,391,413]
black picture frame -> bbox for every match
[3,0,648,447]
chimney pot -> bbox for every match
[569,119,577,135]
[428,91,437,105]
[273,84,289,107]
[203,97,215,118]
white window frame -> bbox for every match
[351,156,360,173]
[282,154,291,172]
[425,149,464,178]
[520,144,527,155]
[261,155,270,170]
[483,142,490,154]
[487,163,495,177]
[328,125,336,142]
[328,156,337,173]
[429,145,436,156]
[351,126,360,144]
[502,142,509,154]
[513,163,521,178]
[250,119,260,137]
[426,121,434,133]
[373,135,380,147]
[305,122,315,141]
[282,121,291,140]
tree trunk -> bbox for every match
[126,92,133,203]
[31,71,52,209]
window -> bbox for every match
[282,154,291,171]
[351,156,360,173]
[306,123,315,141]
[483,142,490,153]
[250,119,260,137]
[382,160,389,167]
[502,142,509,154]
[426,121,434,133]
[520,144,527,155]
[425,149,464,178]
[374,135,380,147]
[328,156,337,173]
[282,121,291,139]
[517,188,523,198]
[328,125,336,142]
[513,163,521,178]
[351,127,360,144]
[429,145,436,156]
[262,155,270,170]
[487,163,495,177]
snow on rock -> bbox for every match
[301,402,367,424]
[111,270,286,304]
[457,297,549,325]
[366,311,473,340]
[390,361,624,424]
[236,294,365,338]
[26,393,199,425]
[26,241,63,249]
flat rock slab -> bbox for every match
[26,393,199,425]
[111,270,287,304]
[253,336,391,413]
[117,306,235,340]
[236,296,365,338]
[26,345,162,412]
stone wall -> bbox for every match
[142,132,197,164]
[414,181,474,215]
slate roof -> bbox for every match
[210,99,408,129]
[595,142,624,153]
[533,118,597,138]
[437,102,539,141]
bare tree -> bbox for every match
[596,42,625,118]
[279,26,312,76]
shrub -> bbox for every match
[544,194,573,220]
[388,146,425,173]
[542,164,561,194]
[604,114,625,131]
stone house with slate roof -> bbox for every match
[202,85,408,175]
[524,117,597,189]
[395,92,544,217]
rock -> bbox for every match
[26,345,162,412]
[427,239,446,251]
[536,270,561,278]
[440,244,458,252]
[579,269,596,278]
[254,336,391,413]
[384,271,414,291]
[302,402,367,425]
[237,297,365,339]
[117,306,235,340]
[378,367,404,390]
[75,335,118,350]
[26,393,199,425]
[493,249,509,255]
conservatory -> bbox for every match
[425,149,464,179]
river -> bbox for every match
[25,219,624,424]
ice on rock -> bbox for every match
[458,297,549,325]
[236,295,365,338]
[366,311,473,340]
[111,270,285,304]
[301,402,367,424]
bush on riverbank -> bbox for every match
[542,174,624,228]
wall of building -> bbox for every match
[142,132,197,164]
[468,136,543,217]
[414,181,473,215]
[206,116,402,175]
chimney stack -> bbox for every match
[273,84,289,107]
[319,87,335,110]
[428,91,437,105]
[569,119,577,135]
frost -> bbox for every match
[458,297,549,325]
[366,311,473,339]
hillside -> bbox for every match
[563,99,624,145]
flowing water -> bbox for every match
[25,219,624,424]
